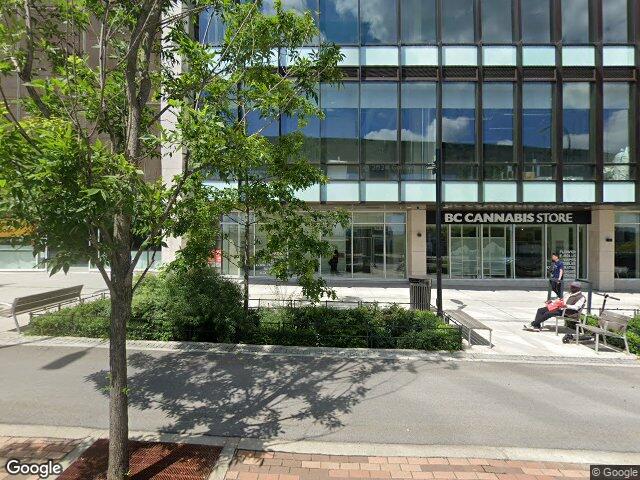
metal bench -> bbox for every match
[575,310,631,354]
[1,285,83,333]
[551,306,585,335]
[445,310,493,348]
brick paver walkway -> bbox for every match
[0,437,80,480]
[226,451,590,480]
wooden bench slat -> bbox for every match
[445,310,492,331]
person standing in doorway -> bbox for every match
[329,249,340,274]
[549,253,564,298]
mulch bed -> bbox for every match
[59,439,221,480]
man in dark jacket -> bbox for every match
[549,253,564,298]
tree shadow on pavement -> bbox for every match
[86,351,434,440]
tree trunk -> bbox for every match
[107,213,133,480]
[242,214,250,315]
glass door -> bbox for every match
[482,225,511,278]
[352,225,385,279]
[450,225,480,278]
[515,225,544,278]
[547,225,577,279]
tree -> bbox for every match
[0,1,341,478]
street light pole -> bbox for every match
[434,147,443,316]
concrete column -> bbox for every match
[159,3,189,264]
[588,209,616,291]
[408,209,427,277]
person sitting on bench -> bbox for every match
[525,281,586,332]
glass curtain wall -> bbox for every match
[521,0,551,43]
[401,82,437,180]
[603,83,633,181]
[361,83,398,180]
[563,83,594,180]
[602,0,631,43]
[321,83,359,180]
[483,83,516,180]
[401,0,436,44]
[221,212,407,279]
[482,0,514,43]
[523,83,555,180]
[562,0,592,43]
[442,83,477,180]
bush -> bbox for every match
[242,304,461,351]
[29,266,245,343]
[29,299,111,338]
[28,268,462,351]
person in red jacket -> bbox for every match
[525,281,586,332]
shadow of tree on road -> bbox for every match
[86,351,431,440]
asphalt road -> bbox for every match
[1,344,639,452]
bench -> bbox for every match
[575,310,631,354]
[445,310,493,348]
[551,306,585,336]
[1,285,83,333]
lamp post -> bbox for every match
[428,147,443,317]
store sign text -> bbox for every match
[428,211,591,224]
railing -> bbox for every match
[247,297,413,309]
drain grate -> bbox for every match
[59,439,222,480]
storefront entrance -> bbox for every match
[428,223,587,280]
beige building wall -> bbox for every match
[407,208,427,277]
[588,208,616,291]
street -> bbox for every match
[1,344,639,453]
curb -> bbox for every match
[0,332,637,367]
[2,424,639,466]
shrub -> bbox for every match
[27,268,461,351]
[29,266,245,343]
[242,305,461,351]
[29,299,111,338]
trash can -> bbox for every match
[409,277,432,310]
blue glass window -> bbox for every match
[603,83,632,180]
[361,0,397,44]
[523,83,553,170]
[321,83,359,170]
[521,0,551,43]
[401,83,436,165]
[282,114,321,163]
[401,0,436,44]
[603,0,631,43]
[361,83,398,165]
[483,83,513,163]
[563,83,591,165]
[199,8,225,45]
[442,83,476,166]
[442,0,475,43]
[562,0,591,44]
[320,0,358,44]
[246,111,279,138]
[482,0,513,43]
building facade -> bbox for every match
[3,0,640,292]
[193,0,640,291]
[191,0,640,291]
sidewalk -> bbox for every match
[0,437,81,480]
[1,429,633,480]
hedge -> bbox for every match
[27,267,462,352]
